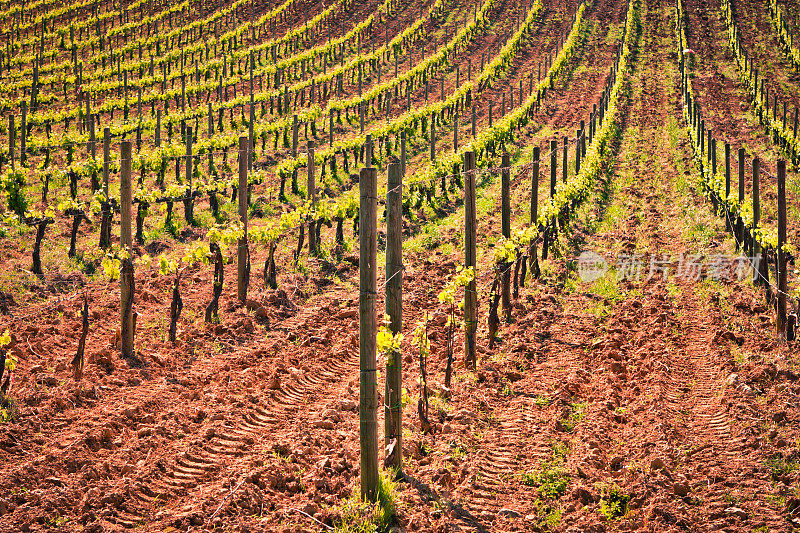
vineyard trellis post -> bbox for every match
[90,117,97,191]
[562,136,567,182]
[385,161,403,474]
[429,116,435,164]
[454,112,459,152]
[308,141,317,255]
[777,160,788,341]
[737,147,745,250]
[20,101,26,166]
[238,135,249,304]
[501,152,511,321]
[464,151,477,370]
[156,110,161,147]
[400,131,407,176]
[753,157,767,289]
[359,165,378,501]
[724,143,731,230]
[186,126,194,224]
[8,114,14,169]
[120,139,135,361]
[530,146,540,278]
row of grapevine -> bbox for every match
[677,0,795,340]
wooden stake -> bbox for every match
[308,141,317,255]
[400,131,406,176]
[359,165,378,501]
[292,114,299,157]
[530,146,540,278]
[238,135,249,304]
[186,126,193,224]
[453,112,458,152]
[385,161,403,473]
[430,115,435,162]
[778,160,787,340]
[20,101,26,165]
[753,157,764,284]
[120,139,135,360]
[7,114,14,169]
[737,147,745,250]
[464,151,477,370]
[501,152,511,321]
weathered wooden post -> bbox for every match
[8,114,14,169]
[20,101,26,165]
[430,115,435,163]
[778,160,788,340]
[753,157,764,284]
[400,131,407,176]
[329,110,334,147]
[453,112,459,152]
[737,147,745,251]
[530,146,540,278]
[501,152,511,321]
[185,126,194,224]
[385,161,403,473]
[308,141,317,255]
[464,151,477,370]
[89,117,98,191]
[100,127,111,249]
[120,140,135,360]
[156,109,161,147]
[359,165,378,501]
[238,135,249,304]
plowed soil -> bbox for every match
[2,0,800,531]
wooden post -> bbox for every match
[550,140,557,194]
[249,96,255,170]
[329,110,334,147]
[385,161,403,473]
[20,101,26,165]
[562,136,568,182]
[308,141,317,255]
[430,115,435,162]
[753,157,761,279]
[724,143,731,200]
[453,112,458,151]
[501,152,511,321]
[737,148,745,250]
[238,135,249,304]
[471,105,476,137]
[530,146,540,277]
[120,139,135,360]
[186,126,193,224]
[778,160,788,341]
[292,114,299,157]
[156,109,161,146]
[400,131,406,176]
[359,166,378,501]
[575,129,581,174]
[103,128,110,196]
[464,151,477,370]
[8,114,14,169]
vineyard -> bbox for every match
[0,0,799,529]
